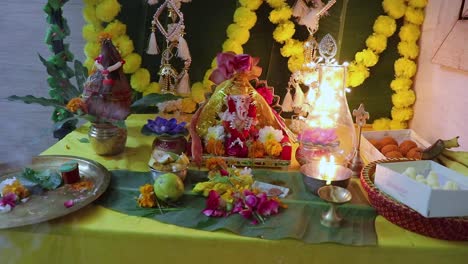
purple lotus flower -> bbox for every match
[145,117,188,136]
[299,128,338,145]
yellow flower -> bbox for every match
[95,0,121,23]
[287,55,304,72]
[269,6,292,24]
[266,0,286,9]
[123,53,142,74]
[2,180,29,199]
[355,49,379,67]
[180,98,197,113]
[226,24,250,45]
[365,33,387,54]
[390,77,413,92]
[373,16,396,37]
[408,0,428,8]
[114,35,134,58]
[372,118,391,131]
[83,5,100,26]
[191,82,206,103]
[280,39,304,57]
[346,63,370,87]
[221,189,234,203]
[382,0,407,19]
[394,58,417,78]
[142,82,161,96]
[273,21,295,43]
[222,39,243,54]
[130,68,151,92]
[264,139,282,157]
[233,7,257,30]
[399,23,421,42]
[390,120,408,130]
[405,7,425,25]
[66,97,86,113]
[211,57,217,68]
[84,41,100,59]
[392,90,416,108]
[83,57,94,73]
[203,69,214,90]
[239,0,263,11]
[193,181,215,194]
[398,41,419,59]
[249,141,265,158]
[391,107,414,121]
[104,20,127,39]
[82,24,102,42]
[138,184,157,208]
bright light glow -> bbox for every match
[319,155,337,185]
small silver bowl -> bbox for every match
[300,161,352,195]
[149,165,187,182]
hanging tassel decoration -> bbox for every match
[147,0,159,5]
[147,22,159,55]
[177,70,191,95]
[292,0,308,18]
[177,33,191,60]
[292,83,305,109]
[282,87,293,112]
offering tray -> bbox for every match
[0,155,110,229]
[361,158,468,240]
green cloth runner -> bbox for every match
[96,170,377,245]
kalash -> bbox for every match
[190,52,295,167]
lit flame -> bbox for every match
[319,156,337,185]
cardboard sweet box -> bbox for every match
[360,129,431,163]
[375,160,468,218]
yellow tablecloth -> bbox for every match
[1,114,467,264]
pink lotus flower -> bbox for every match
[299,128,338,145]
[209,52,262,85]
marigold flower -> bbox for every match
[408,0,428,8]
[346,63,370,87]
[95,0,121,23]
[365,33,387,54]
[82,24,102,42]
[66,97,86,113]
[248,141,265,158]
[280,39,304,58]
[382,0,406,19]
[264,139,282,157]
[372,118,391,131]
[130,68,151,92]
[233,7,257,30]
[273,21,295,43]
[2,180,29,199]
[399,23,421,42]
[398,41,419,59]
[373,15,396,37]
[114,35,134,58]
[226,24,250,45]
[391,107,414,121]
[104,20,127,39]
[84,42,100,59]
[206,138,226,156]
[137,184,157,208]
[394,58,417,78]
[390,78,413,92]
[143,82,161,96]
[287,55,304,72]
[355,49,379,67]
[205,157,227,171]
[392,89,416,108]
[239,0,263,10]
[222,39,243,54]
[266,0,286,9]
[405,7,425,25]
[269,6,292,24]
[123,53,142,74]
[390,120,408,130]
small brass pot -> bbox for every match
[88,123,127,156]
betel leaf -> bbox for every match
[21,168,62,190]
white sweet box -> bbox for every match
[375,160,468,218]
[360,129,430,163]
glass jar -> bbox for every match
[296,64,356,165]
[88,123,127,155]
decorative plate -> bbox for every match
[0,155,110,229]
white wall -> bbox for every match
[411,0,468,151]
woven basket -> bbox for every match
[360,158,468,241]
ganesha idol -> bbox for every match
[189,52,296,166]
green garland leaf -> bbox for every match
[74,60,88,93]
[48,0,64,10]
[8,95,66,109]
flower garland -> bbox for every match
[82,0,427,129]
[347,0,427,129]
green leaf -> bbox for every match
[43,3,52,14]
[21,168,62,190]
[54,116,78,130]
[48,0,63,10]
[78,138,90,143]
[7,95,66,109]
[74,60,88,93]
[131,93,182,109]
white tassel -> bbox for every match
[292,84,305,108]
[147,31,159,55]
[177,35,191,60]
[282,88,293,112]
[177,71,191,95]
[292,0,308,18]
[147,0,158,5]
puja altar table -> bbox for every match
[0,114,467,264]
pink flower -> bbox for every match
[0,193,17,208]
[256,87,273,105]
[64,200,74,208]
[245,194,258,208]
[202,190,226,217]
[299,128,338,145]
[209,52,262,85]
[225,137,249,158]
[257,199,280,216]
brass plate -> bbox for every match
[0,155,110,229]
